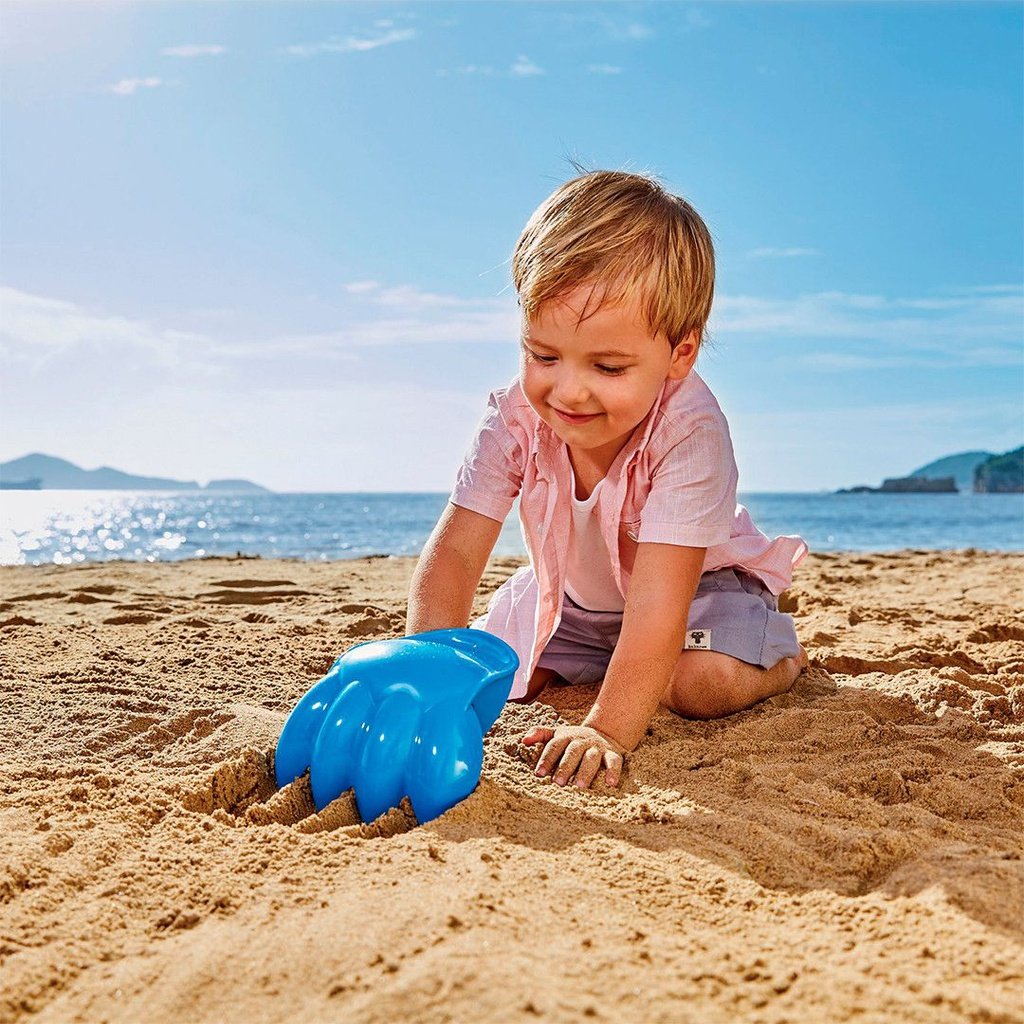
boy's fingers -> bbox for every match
[603,751,625,788]
[574,747,604,789]
[535,737,569,777]
[522,727,553,746]
[553,739,589,785]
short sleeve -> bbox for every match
[637,416,738,547]
[448,390,525,523]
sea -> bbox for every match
[1,490,1021,567]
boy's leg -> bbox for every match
[661,646,808,720]
[510,593,618,704]
[508,666,564,704]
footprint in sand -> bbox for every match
[6,590,66,603]
[196,579,310,606]
[102,612,163,626]
[200,588,313,605]
[209,579,298,588]
[966,623,1024,644]
[242,611,273,624]
[333,603,401,637]
[0,615,40,628]
[87,708,233,756]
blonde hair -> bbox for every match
[512,169,715,348]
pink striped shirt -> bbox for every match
[449,371,808,699]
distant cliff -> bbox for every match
[838,476,958,494]
[0,453,271,493]
[839,446,1023,495]
[908,451,994,493]
[880,476,957,493]
[974,448,1023,493]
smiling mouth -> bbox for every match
[553,408,601,423]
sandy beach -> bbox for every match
[1,549,1021,1023]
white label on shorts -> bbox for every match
[685,629,712,650]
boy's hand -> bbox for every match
[523,725,628,790]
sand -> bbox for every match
[1,549,1022,1023]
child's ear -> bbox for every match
[666,330,700,380]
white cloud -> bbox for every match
[247,286,519,352]
[545,12,661,44]
[510,54,544,77]
[798,347,1021,371]
[3,283,1019,493]
[369,284,494,310]
[5,282,1018,388]
[712,286,1024,366]
[746,246,820,260]
[0,378,490,493]
[284,29,415,58]
[0,284,518,376]
[0,287,206,372]
[711,288,1023,354]
[103,77,171,96]
[588,64,623,75]
[442,57,541,79]
[624,22,653,40]
[683,9,712,30]
[952,284,1022,296]
[161,44,226,58]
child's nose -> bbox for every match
[551,371,590,407]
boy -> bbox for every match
[407,170,807,791]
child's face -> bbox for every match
[520,283,698,469]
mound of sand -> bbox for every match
[1,550,1021,1023]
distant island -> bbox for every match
[840,476,958,495]
[838,448,1023,494]
[975,447,1024,493]
[0,453,272,493]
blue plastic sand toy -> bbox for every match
[274,629,519,825]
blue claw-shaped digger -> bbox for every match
[274,629,519,825]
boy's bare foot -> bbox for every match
[770,645,806,699]
[794,644,809,674]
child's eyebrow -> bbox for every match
[524,337,636,359]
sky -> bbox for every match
[1,1,1021,493]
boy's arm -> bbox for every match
[582,542,706,751]
[406,502,503,634]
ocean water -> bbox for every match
[1,490,1021,567]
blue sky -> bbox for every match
[1,1,1021,492]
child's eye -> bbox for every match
[523,345,627,375]
[523,346,555,364]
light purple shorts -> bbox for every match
[535,567,801,687]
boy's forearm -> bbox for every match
[406,544,479,634]
[582,611,689,751]
[584,543,705,752]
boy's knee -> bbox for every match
[663,653,748,720]
[509,666,561,704]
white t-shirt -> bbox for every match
[564,466,626,613]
